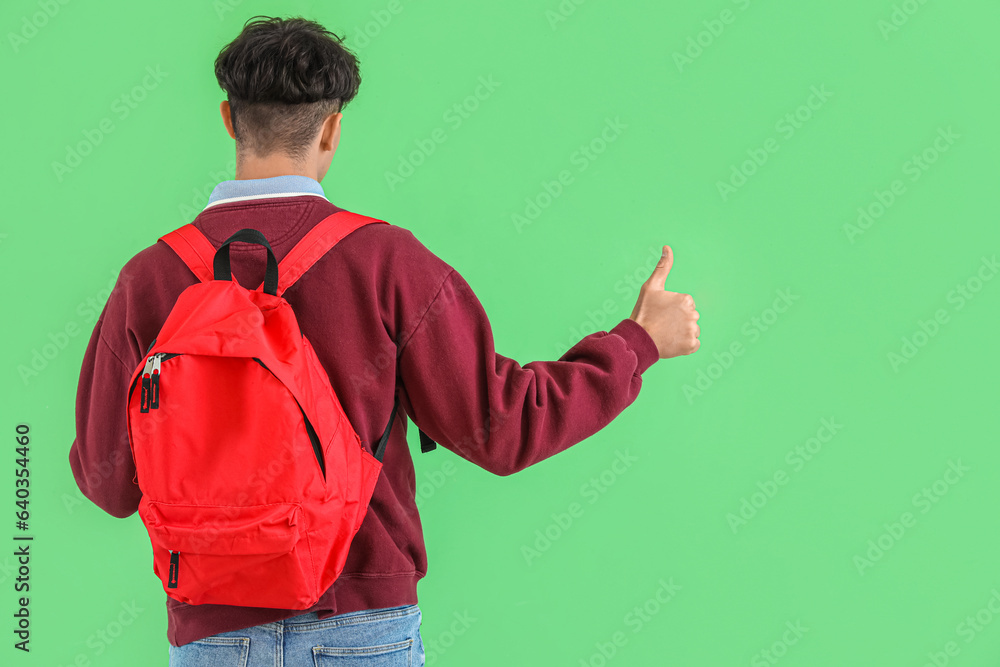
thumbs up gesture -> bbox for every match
[628,246,700,359]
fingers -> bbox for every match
[646,245,674,291]
[689,307,701,354]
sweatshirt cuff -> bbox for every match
[609,318,660,375]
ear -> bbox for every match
[319,112,342,153]
[220,101,236,140]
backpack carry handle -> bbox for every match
[214,229,279,296]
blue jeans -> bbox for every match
[168,604,424,666]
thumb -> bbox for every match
[645,245,673,291]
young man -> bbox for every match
[68,15,700,665]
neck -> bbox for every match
[234,154,318,182]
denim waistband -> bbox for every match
[279,604,419,626]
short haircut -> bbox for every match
[214,16,361,162]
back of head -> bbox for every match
[215,16,361,163]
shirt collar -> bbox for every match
[204,175,328,209]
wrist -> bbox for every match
[610,318,660,374]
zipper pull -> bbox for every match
[168,551,179,588]
[150,354,162,410]
[139,355,155,413]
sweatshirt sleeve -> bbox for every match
[395,267,660,476]
[68,307,142,519]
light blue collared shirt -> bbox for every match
[204,175,329,209]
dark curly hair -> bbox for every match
[214,16,361,162]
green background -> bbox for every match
[1,0,998,664]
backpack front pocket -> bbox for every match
[140,500,319,609]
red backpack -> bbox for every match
[125,211,420,609]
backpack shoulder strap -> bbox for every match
[159,213,384,292]
[160,214,440,456]
[263,210,441,455]
[374,397,438,459]
[419,429,437,453]
[269,211,387,297]
[159,224,216,284]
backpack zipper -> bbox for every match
[137,353,179,413]
[150,354,162,409]
[131,354,325,476]
[168,550,179,588]
[139,356,154,413]
[251,357,327,480]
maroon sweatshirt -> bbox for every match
[69,193,660,646]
